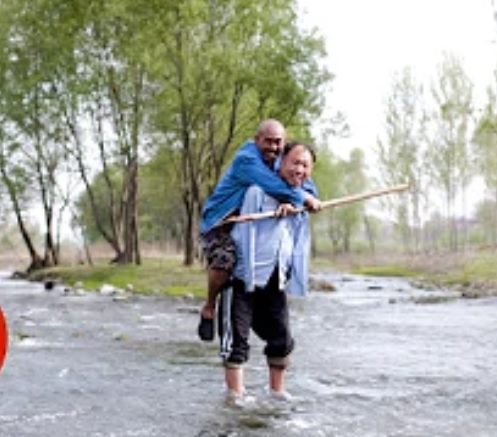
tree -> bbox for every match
[0,0,78,270]
[65,0,155,265]
[473,83,497,248]
[145,0,331,265]
[474,198,497,247]
[321,149,367,253]
[427,54,474,251]
[311,145,342,256]
[0,0,333,269]
[334,149,368,252]
[376,67,427,254]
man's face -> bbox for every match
[279,145,314,187]
[254,125,286,166]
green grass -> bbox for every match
[439,254,497,287]
[350,265,422,277]
[312,251,497,297]
[310,256,421,278]
[26,251,497,298]
[28,258,206,298]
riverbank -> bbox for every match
[320,250,497,298]
[23,258,206,298]
[9,250,497,299]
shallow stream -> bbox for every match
[1,271,496,437]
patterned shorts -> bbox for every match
[200,225,236,271]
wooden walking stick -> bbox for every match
[222,183,410,225]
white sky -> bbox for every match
[298,0,497,158]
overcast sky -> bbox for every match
[298,0,497,159]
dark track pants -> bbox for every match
[219,269,294,368]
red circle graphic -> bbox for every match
[0,306,7,373]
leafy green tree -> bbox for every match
[136,149,184,247]
[376,67,427,254]
[66,0,154,265]
[474,198,497,247]
[335,149,368,252]
[310,145,342,256]
[73,168,124,244]
[427,54,474,251]
[320,148,367,253]
[473,84,497,248]
[0,0,332,269]
[0,0,78,270]
[144,0,331,264]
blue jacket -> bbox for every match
[200,141,316,233]
[232,185,310,296]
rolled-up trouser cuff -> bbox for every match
[224,360,244,369]
[267,356,290,369]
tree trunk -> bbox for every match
[182,195,196,266]
[363,215,376,254]
[123,159,139,265]
[2,173,44,272]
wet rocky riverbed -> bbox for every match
[1,270,497,437]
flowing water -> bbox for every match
[1,270,497,437]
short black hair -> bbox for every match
[282,141,317,163]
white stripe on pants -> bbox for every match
[219,286,233,360]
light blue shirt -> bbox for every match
[231,185,311,296]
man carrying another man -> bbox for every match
[219,141,317,401]
[198,120,320,341]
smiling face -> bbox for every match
[254,120,286,167]
[278,144,314,187]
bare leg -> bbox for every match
[201,267,230,319]
[269,366,286,393]
[225,366,244,395]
